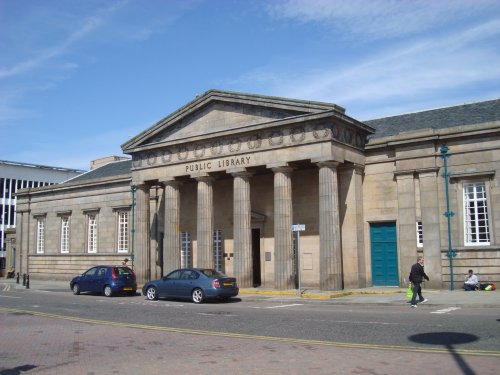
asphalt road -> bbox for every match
[1,285,499,374]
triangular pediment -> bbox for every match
[122,90,344,152]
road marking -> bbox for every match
[431,307,461,314]
[97,299,186,307]
[335,320,402,326]
[266,304,303,309]
[1,306,499,358]
[0,295,21,299]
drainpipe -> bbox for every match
[440,144,456,290]
[130,185,137,271]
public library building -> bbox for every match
[14,91,500,290]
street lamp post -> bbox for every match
[130,185,137,271]
[440,144,456,290]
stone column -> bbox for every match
[196,176,214,268]
[396,172,417,286]
[339,165,366,288]
[318,162,343,291]
[135,183,151,284]
[163,180,182,275]
[419,170,443,288]
[273,166,294,290]
[16,209,30,276]
[232,171,253,287]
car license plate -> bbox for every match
[223,282,233,286]
[123,287,132,291]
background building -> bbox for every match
[0,160,84,275]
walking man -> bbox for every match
[409,255,429,308]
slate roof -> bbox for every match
[67,160,132,183]
[365,99,500,138]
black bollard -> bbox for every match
[16,272,20,284]
[26,274,30,289]
[22,273,26,286]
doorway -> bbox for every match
[251,228,261,287]
[370,222,399,286]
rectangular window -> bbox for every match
[9,204,15,225]
[463,182,490,245]
[60,216,70,253]
[5,178,11,197]
[117,211,129,253]
[36,217,45,254]
[416,221,423,248]
[213,229,223,272]
[181,232,192,268]
[87,214,98,253]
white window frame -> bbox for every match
[87,214,98,253]
[117,211,129,253]
[181,232,192,268]
[60,216,70,253]
[213,229,223,272]
[416,221,423,248]
[463,182,490,246]
[36,217,45,254]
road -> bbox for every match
[1,284,499,374]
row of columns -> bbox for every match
[135,161,344,290]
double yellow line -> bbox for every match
[1,306,499,357]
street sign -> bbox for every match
[291,224,305,232]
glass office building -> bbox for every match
[0,160,84,271]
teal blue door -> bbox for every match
[370,222,399,286]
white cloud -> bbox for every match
[268,0,500,39]
[231,13,500,118]
[0,2,125,79]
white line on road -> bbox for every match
[266,304,304,309]
[430,307,461,314]
[0,295,21,298]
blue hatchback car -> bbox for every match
[142,268,239,303]
[70,265,137,297]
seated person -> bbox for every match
[6,267,15,278]
[464,269,479,291]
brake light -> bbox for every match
[112,268,117,282]
[211,279,220,288]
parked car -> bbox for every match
[142,268,239,303]
[70,265,137,297]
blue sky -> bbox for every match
[1,0,500,171]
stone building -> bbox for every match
[14,91,500,290]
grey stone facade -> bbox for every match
[14,91,500,290]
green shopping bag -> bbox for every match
[406,284,413,300]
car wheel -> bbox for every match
[72,284,80,295]
[145,286,158,301]
[191,288,205,304]
[104,285,113,297]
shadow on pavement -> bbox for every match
[409,332,478,375]
[0,364,37,375]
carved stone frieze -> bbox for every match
[268,130,284,146]
[131,122,365,169]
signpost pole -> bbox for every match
[291,224,305,295]
[297,229,301,294]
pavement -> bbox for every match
[2,277,499,307]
